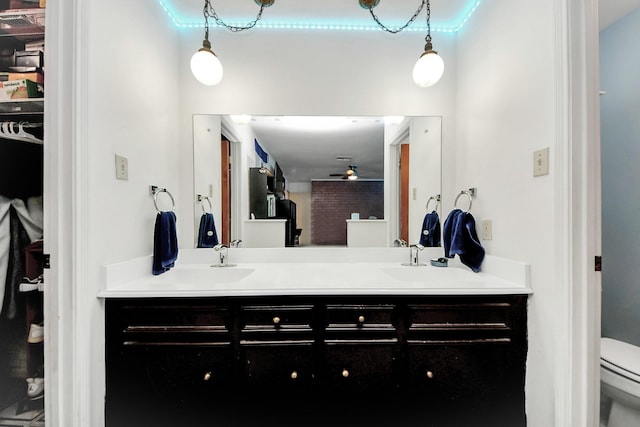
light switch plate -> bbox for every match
[115,154,128,180]
[533,147,550,177]
[481,220,493,240]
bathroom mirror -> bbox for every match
[193,115,441,248]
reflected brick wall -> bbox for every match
[311,181,384,245]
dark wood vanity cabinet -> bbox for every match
[105,295,527,427]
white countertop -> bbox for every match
[98,248,531,298]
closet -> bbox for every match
[0,2,45,426]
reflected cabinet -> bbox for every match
[105,295,527,427]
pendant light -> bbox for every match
[191,0,274,86]
[359,0,443,87]
[412,0,444,87]
[190,20,223,86]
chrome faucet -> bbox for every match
[409,244,425,266]
[214,244,228,266]
[230,239,243,248]
[394,238,408,247]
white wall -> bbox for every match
[455,1,557,425]
[84,0,180,425]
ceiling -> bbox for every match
[163,0,640,31]
[234,116,387,183]
[164,0,476,30]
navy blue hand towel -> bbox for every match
[443,209,462,258]
[419,211,441,247]
[152,211,178,275]
[443,209,485,272]
[197,212,219,248]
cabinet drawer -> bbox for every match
[408,301,512,337]
[116,300,229,327]
[111,300,230,344]
[241,304,314,333]
[326,304,396,333]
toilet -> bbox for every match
[600,337,640,427]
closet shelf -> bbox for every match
[0,9,45,39]
[0,98,44,115]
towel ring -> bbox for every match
[152,188,175,213]
[198,195,213,214]
[426,195,440,212]
[454,191,473,212]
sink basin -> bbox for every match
[151,267,256,285]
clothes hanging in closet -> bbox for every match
[3,207,31,319]
[0,196,43,318]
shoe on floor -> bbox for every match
[27,323,44,344]
[26,377,44,399]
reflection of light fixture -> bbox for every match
[359,0,443,87]
[191,0,275,86]
[412,0,444,87]
[384,116,405,126]
[230,114,252,125]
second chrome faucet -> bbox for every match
[213,244,236,267]
[400,243,425,267]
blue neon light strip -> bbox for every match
[158,0,481,33]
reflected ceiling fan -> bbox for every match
[329,164,360,180]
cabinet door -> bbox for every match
[406,341,524,427]
[107,344,234,427]
[323,340,399,394]
[240,341,316,425]
[242,341,315,393]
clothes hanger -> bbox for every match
[0,121,43,145]
[15,121,43,144]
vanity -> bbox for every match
[100,248,530,427]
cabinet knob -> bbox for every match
[342,369,350,378]
[426,370,434,379]
[358,315,365,324]
[273,316,281,325]
[291,371,298,380]
[204,371,212,381]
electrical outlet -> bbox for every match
[533,147,550,177]
[115,154,128,180]
[481,220,493,241]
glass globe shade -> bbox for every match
[190,49,224,86]
[412,51,444,88]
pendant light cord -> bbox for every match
[365,0,427,34]
[425,0,432,45]
[204,0,267,33]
